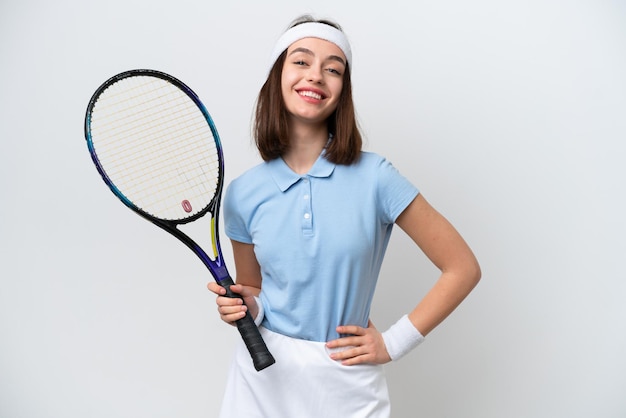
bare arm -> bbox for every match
[396,194,481,336]
[230,240,263,292]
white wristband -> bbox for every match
[382,314,425,361]
[253,296,264,327]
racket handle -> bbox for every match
[221,278,276,371]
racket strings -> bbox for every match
[99,121,217,194]
[89,76,220,221]
[95,91,202,150]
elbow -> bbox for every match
[469,260,482,288]
[443,258,481,291]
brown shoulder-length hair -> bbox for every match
[254,17,362,165]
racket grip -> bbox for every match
[221,278,276,371]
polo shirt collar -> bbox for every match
[269,152,336,192]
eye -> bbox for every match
[326,67,342,76]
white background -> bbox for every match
[1,1,625,417]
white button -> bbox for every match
[304,213,311,219]
[303,195,309,200]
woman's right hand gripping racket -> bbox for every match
[84,69,275,371]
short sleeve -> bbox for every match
[376,158,420,224]
[223,179,253,244]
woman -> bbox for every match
[207,15,481,417]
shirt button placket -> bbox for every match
[302,177,313,235]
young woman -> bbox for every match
[207,15,481,417]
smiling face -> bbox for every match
[281,37,346,129]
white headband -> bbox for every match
[268,22,352,73]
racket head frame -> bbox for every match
[84,69,229,282]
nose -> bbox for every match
[306,65,324,83]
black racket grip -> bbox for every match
[221,278,276,371]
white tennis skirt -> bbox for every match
[219,327,390,418]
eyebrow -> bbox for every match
[288,47,346,66]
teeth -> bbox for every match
[299,90,322,100]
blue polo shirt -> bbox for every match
[224,151,419,342]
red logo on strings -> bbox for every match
[182,200,193,213]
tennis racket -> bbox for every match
[84,69,275,371]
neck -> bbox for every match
[283,125,328,175]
